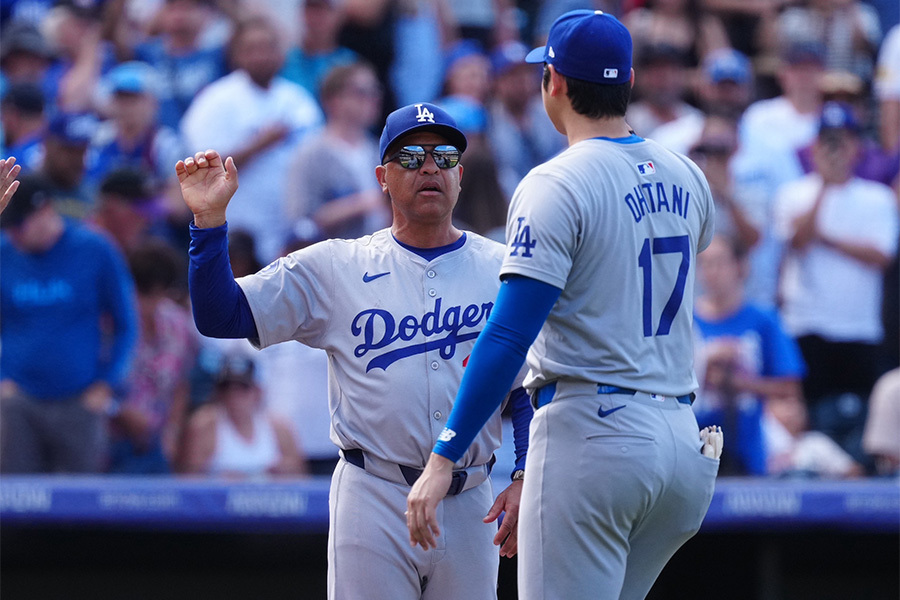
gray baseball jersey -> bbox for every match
[503,137,716,395]
[237,229,514,599]
[503,136,718,600]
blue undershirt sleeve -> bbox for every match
[434,275,561,463]
[508,386,532,475]
[188,222,258,339]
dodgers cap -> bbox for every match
[525,9,632,85]
[818,101,860,134]
[47,112,98,146]
[378,102,468,163]
[105,61,160,96]
[0,173,54,229]
[703,48,751,84]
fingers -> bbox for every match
[496,524,518,558]
[406,502,440,550]
[483,496,504,524]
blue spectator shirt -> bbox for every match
[0,223,138,399]
[693,304,806,475]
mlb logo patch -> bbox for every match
[604,68,618,79]
[637,161,656,176]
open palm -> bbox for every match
[175,150,239,227]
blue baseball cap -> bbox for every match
[818,101,860,134]
[703,48,751,84]
[378,102,468,163]
[105,61,160,96]
[525,9,632,85]
[47,111,98,146]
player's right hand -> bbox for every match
[175,150,239,229]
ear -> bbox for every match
[547,64,567,97]
[629,68,635,89]
[375,164,389,193]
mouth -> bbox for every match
[417,182,442,194]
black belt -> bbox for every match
[342,449,495,496]
[534,382,695,409]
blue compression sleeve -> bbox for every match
[508,386,532,475]
[434,275,561,463]
[188,222,258,339]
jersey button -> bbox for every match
[428,289,436,297]
[431,361,439,370]
[433,411,442,420]
[427,270,436,278]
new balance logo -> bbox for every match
[597,405,626,418]
[438,427,456,442]
[363,271,390,283]
[415,104,435,123]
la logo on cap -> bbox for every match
[415,104,435,123]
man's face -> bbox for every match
[42,138,87,188]
[234,25,283,86]
[110,92,157,132]
[813,128,860,180]
[376,132,464,228]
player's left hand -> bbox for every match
[484,479,524,557]
[407,453,454,550]
[0,157,22,216]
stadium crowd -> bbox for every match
[0,0,898,480]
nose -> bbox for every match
[419,150,440,174]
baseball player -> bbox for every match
[177,102,532,600]
[408,11,723,600]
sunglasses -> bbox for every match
[384,145,460,169]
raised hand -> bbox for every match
[175,150,239,228]
[0,157,22,215]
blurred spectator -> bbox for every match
[388,0,447,107]
[626,43,702,138]
[0,172,138,473]
[774,101,898,460]
[874,24,900,154]
[93,167,170,253]
[439,38,492,106]
[178,350,308,478]
[775,0,882,82]
[486,39,565,200]
[285,61,388,240]
[42,0,117,111]
[280,0,360,99]
[85,61,183,194]
[0,21,55,96]
[181,14,323,262]
[452,139,507,241]
[445,0,509,49]
[796,69,900,186]
[108,239,197,474]
[862,367,900,477]
[687,115,760,252]
[652,47,754,155]
[740,40,825,158]
[1,82,46,171]
[39,110,98,219]
[732,40,826,309]
[125,0,229,131]
[693,234,806,476]
[764,392,864,479]
[622,0,730,67]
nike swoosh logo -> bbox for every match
[597,405,626,418]
[363,271,391,283]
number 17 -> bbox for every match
[638,235,690,337]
